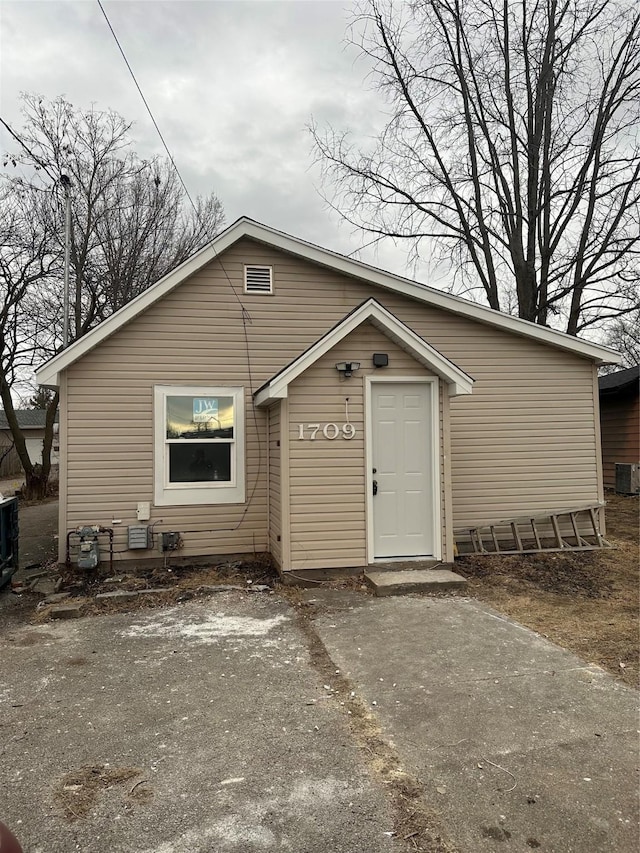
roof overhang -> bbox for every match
[254,299,474,407]
[35,216,621,388]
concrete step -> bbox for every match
[364,569,467,597]
[368,559,444,573]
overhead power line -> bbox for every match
[95,0,247,306]
[0,115,60,185]
[95,0,203,224]
[95,0,262,528]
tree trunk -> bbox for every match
[23,465,49,501]
[0,375,58,501]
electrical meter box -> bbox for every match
[128,525,151,550]
[162,532,180,551]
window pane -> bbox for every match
[169,443,231,483]
[166,395,234,439]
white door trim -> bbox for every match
[365,376,442,564]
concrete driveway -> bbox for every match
[0,593,397,853]
[312,592,639,853]
[0,589,637,852]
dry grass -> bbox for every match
[457,494,639,688]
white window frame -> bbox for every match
[154,385,245,506]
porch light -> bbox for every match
[335,361,361,378]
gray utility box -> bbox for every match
[128,525,151,549]
[161,532,180,552]
[615,463,639,495]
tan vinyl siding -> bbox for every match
[268,403,282,566]
[65,377,269,562]
[62,236,600,564]
[287,323,444,570]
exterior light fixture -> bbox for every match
[335,361,361,378]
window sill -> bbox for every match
[154,484,245,507]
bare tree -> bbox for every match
[0,183,60,498]
[604,309,640,365]
[1,95,225,498]
[9,95,225,338]
[27,387,56,410]
[312,0,640,335]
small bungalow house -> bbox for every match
[36,218,620,575]
[598,366,640,492]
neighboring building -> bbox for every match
[0,410,59,475]
[35,218,620,574]
[598,366,640,491]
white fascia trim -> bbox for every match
[241,221,621,366]
[35,217,621,387]
[34,219,256,387]
[254,299,473,407]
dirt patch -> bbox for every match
[292,603,458,853]
[61,553,278,595]
[22,555,279,621]
[457,494,639,688]
[11,630,57,646]
[29,557,373,623]
[53,764,148,821]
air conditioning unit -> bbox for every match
[615,463,639,495]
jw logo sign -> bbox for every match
[193,398,219,423]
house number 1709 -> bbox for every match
[297,423,356,440]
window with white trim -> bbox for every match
[244,265,273,294]
[154,386,245,506]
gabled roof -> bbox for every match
[598,365,639,395]
[254,299,473,407]
[35,217,620,387]
[0,409,58,430]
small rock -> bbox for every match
[50,603,84,620]
[176,591,195,602]
[31,577,58,596]
[136,588,172,596]
[23,567,48,580]
[199,584,244,594]
[43,592,71,605]
[95,590,138,601]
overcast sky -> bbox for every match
[0,0,444,283]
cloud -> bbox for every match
[0,0,434,278]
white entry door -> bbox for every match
[371,382,436,559]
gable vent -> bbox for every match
[244,265,273,294]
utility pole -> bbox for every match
[60,174,71,348]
